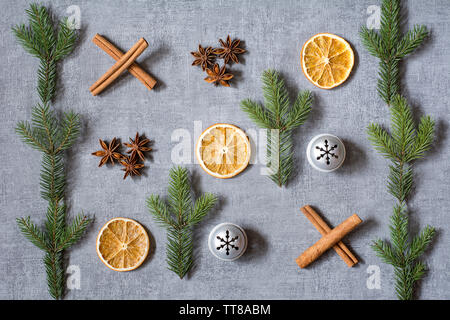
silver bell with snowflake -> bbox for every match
[208,223,248,261]
[306,134,346,172]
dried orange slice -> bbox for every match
[196,123,250,179]
[96,217,149,272]
[300,33,354,89]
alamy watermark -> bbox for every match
[66,265,81,290]
[366,5,381,30]
[366,265,381,290]
[170,121,281,176]
[66,5,81,30]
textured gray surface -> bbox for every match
[0,0,449,300]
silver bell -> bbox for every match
[208,223,248,261]
[306,134,346,172]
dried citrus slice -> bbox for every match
[301,33,354,89]
[196,123,250,179]
[96,217,149,272]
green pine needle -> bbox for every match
[12,3,77,105]
[240,99,273,129]
[55,18,77,61]
[13,4,89,300]
[371,239,398,266]
[360,0,428,106]
[367,123,398,161]
[362,1,435,300]
[409,116,435,161]
[57,214,92,251]
[396,25,429,59]
[16,217,49,251]
[407,226,436,263]
[44,251,64,299]
[147,167,217,279]
[240,69,312,187]
[55,112,81,152]
[189,193,217,225]
[367,94,435,300]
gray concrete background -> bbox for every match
[0,0,449,300]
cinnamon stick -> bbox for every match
[296,214,362,268]
[92,34,156,90]
[301,205,358,267]
[90,38,148,96]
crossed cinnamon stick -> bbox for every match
[90,34,156,95]
[296,205,361,268]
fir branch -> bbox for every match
[261,70,290,123]
[12,24,42,58]
[57,214,92,251]
[377,58,400,106]
[16,217,49,251]
[241,69,312,187]
[284,91,313,131]
[37,58,57,104]
[409,116,435,161]
[390,95,416,156]
[360,0,435,300]
[168,166,192,223]
[27,3,57,104]
[389,204,409,255]
[362,1,436,300]
[44,200,66,247]
[359,26,385,59]
[146,195,177,229]
[166,227,193,279]
[15,120,48,152]
[396,25,429,59]
[367,95,435,300]
[54,18,77,61]
[240,99,273,129]
[189,193,217,225]
[44,251,64,299]
[55,111,81,153]
[360,0,428,105]
[27,3,56,57]
[13,3,77,106]
[32,103,58,151]
[371,239,398,266]
[40,153,65,201]
[407,226,436,263]
[380,0,401,54]
[147,167,217,279]
[367,123,398,161]
[13,4,89,299]
[412,261,427,281]
[387,163,413,202]
[266,129,293,187]
[394,265,414,300]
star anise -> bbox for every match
[91,138,124,167]
[123,132,151,162]
[120,156,144,180]
[212,35,246,64]
[191,45,215,71]
[204,63,234,87]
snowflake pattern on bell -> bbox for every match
[316,139,338,165]
[216,230,239,255]
[306,134,346,172]
[208,223,248,261]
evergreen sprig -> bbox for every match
[361,0,436,300]
[241,69,312,187]
[360,0,429,106]
[13,4,90,299]
[147,167,217,279]
[368,96,435,298]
